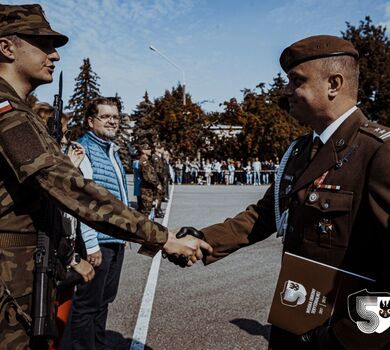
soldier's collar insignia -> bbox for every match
[0,100,13,114]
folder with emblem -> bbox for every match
[268,252,375,335]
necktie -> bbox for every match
[310,137,322,160]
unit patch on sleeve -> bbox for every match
[0,100,13,114]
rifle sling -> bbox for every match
[0,233,37,248]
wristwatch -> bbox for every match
[70,253,81,267]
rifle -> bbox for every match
[31,229,58,341]
[52,71,63,144]
[31,73,66,343]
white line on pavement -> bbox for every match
[129,185,175,350]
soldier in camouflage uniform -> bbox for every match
[0,4,212,349]
[151,142,165,218]
[138,143,160,217]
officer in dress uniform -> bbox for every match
[176,35,390,349]
[0,4,211,349]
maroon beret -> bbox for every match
[280,35,359,72]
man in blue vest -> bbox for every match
[65,96,128,349]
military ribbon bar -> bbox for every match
[313,170,341,190]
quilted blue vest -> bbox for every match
[78,131,127,245]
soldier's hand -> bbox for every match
[162,227,213,267]
[72,259,95,283]
[87,250,102,267]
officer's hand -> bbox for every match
[87,250,102,267]
[162,227,213,267]
[72,259,95,283]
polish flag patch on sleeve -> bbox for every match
[0,100,13,114]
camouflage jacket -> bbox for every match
[151,153,164,182]
[0,77,167,251]
[139,155,159,190]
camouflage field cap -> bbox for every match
[280,35,359,72]
[0,4,68,47]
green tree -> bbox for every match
[342,16,390,125]
[132,85,212,158]
[132,91,157,145]
[211,77,306,161]
[66,58,101,139]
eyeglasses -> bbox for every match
[94,114,121,123]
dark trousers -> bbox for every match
[61,244,125,350]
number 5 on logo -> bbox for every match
[348,289,390,334]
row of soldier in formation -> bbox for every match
[134,142,171,219]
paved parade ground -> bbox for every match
[106,184,283,350]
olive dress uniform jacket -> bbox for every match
[202,109,390,349]
[0,77,167,345]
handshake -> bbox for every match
[162,227,213,267]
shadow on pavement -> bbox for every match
[106,330,154,350]
[230,318,271,340]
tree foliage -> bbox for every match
[342,16,390,125]
[132,85,212,157]
[66,58,101,139]
[206,75,306,161]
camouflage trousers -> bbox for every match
[0,246,34,350]
[156,181,165,201]
[139,188,154,216]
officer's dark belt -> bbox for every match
[0,233,37,247]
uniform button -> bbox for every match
[362,122,369,128]
[308,192,319,203]
[321,202,330,209]
[288,226,294,233]
[285,184,292,194]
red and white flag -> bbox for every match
[0,100,12,114]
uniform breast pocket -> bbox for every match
[303,190,353,248]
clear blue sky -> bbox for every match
[6,0,390,113]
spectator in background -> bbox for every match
[183,156,191,184]
[175,158,184,184]
[244,161,253,185]
[228,160,235,185]
[261,160,270,184]
[235,160,244,185]
[190,158,199,183]
[252,157,261,185]
[65,96,127,349]
[213,159,222,184]
[204,159,213,186]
